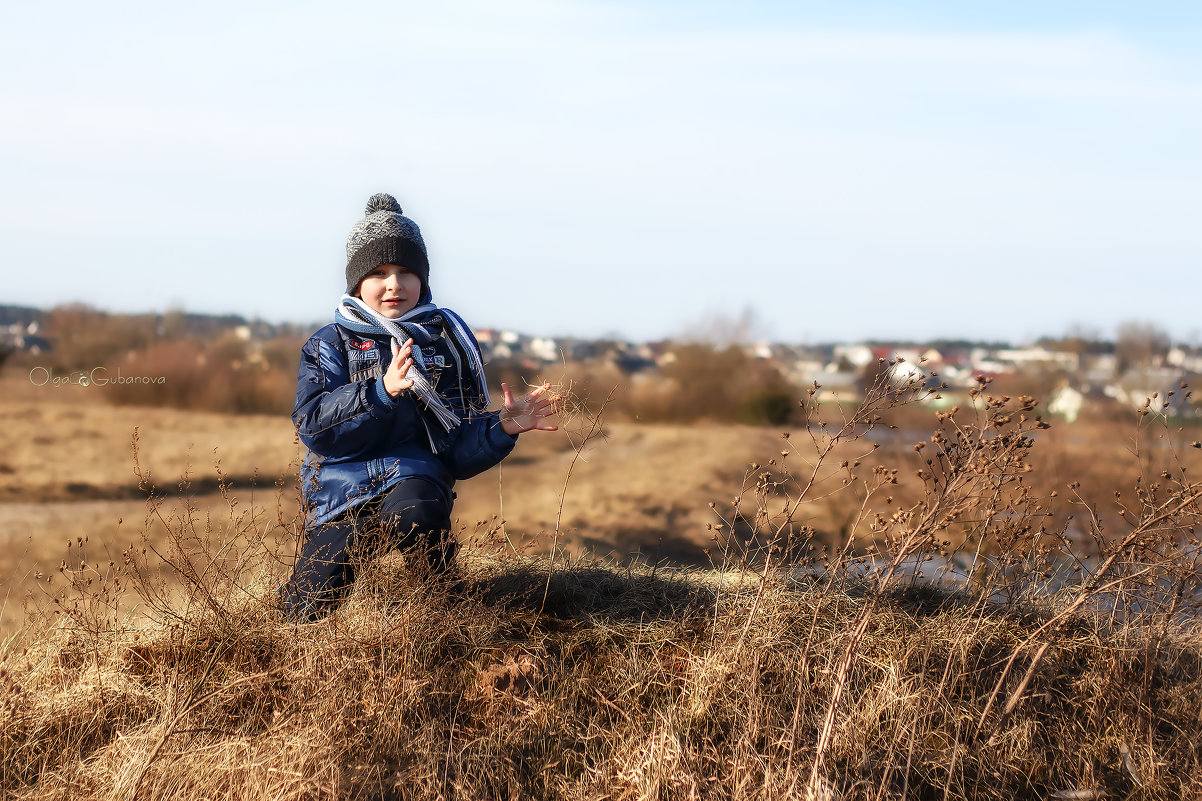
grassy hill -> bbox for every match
[3,547,1201,800]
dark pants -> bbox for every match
[282,477,454,620]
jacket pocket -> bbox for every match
[349,357,385,383]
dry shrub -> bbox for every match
[25,304,302,415]
[504,344,805,426]
[102,340,299,415]
[38,305,158,373]
[647,343,801,425]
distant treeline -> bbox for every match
[4,304,1182,425]
[3,304,807,424]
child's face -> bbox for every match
[355,264,422,319]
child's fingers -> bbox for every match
[392,339,413,370]
[390,358,413,385]
[501,382,515,406]
[524,384,554,408]
[534,392,562,413]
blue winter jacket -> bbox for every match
[293,322,516,526]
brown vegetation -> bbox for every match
[7,304,305,416]
[486,343,804,428]
[2,365,1202,798]
[11,304,813,424]
[4,545,1201,800]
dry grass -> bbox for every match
[0,374,302,641]
[0,376,299,502]
[2,545,1200,800]
[3,372,1202,799]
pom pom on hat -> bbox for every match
[365,193,402,216]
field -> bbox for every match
[2,371,1202,799]
[0,374,788,638]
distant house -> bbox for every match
[611,350,657,374]
[887,356,926,386]
[914,374,956,408]
[1105,367,1193,414]
[529,337,559,363]
[1048,385,1085,423]
[892,347,924,366]
[2,321,51,355]
[833,344,874,369]
[786,358,827,387]
[1082,353,1119,386]
[992,346,1080,371]
[1168,347,1202,373]
[12,334,52,355]
[812,366,862,403]
[749,342,773,360]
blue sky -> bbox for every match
[2,1,1199,344]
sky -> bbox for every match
[2,0,1200,345]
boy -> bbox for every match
[282,193,557,620]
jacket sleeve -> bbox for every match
[439,411,518,480]
[437,330,518,479]
[292,334,423,459]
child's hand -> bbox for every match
[500,382,560,435]
[382,338,415,398]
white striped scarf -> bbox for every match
[335,294,491,451]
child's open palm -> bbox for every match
[500,382,560,435]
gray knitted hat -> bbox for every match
[345,193,430,295]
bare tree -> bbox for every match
[678,305,768,348]
[1115,320,1171,371]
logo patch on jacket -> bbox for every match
[419,346,447,369]
[350,339,375,351]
